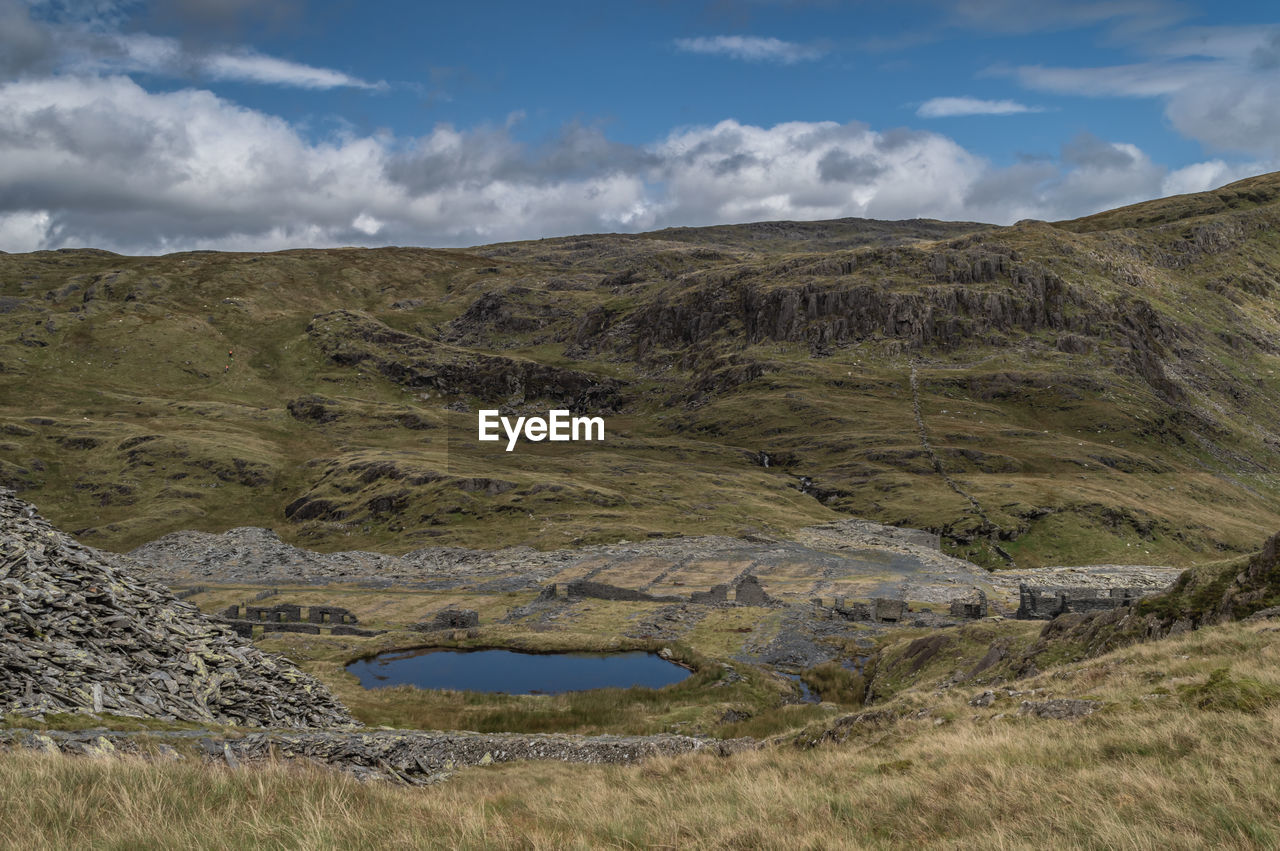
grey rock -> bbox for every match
[0,490,354,728]
[1018,699,1101,719]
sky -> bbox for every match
[1,0,1279,254]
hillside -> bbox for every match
[3,174,1280,568]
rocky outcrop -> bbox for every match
[1018,699,1101,719]
[412,608,480,631]
[574,248,1087,356]
[441,288,573,345]
[1015,531,1280,671]
[0,491,353,727]
[308,310,620,409]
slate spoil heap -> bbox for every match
[0,490,353,727]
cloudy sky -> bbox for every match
[1,0,1278,253]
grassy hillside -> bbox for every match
[3,174,1280,566]
[4,615,1279,849]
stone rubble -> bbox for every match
[0,489,354,728]
[1017,699,1102,720]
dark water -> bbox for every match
[346,648,691,694]
[782,673,820,703]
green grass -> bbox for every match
[5,179,1280,565]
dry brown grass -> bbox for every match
[4,621,1280,849]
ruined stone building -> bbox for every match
[217,602,382,637]
[1014,584,1147,620]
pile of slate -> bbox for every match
[0,490,353,727]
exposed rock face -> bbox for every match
[575,250,1084,356]
[0,490,353,727]
[307,310,620,409]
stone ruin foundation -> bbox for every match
[1014,583,1149,620]
[814,596,912,624]
[217,602,384,637]
[542,574,781,607]
[949,590,989,619]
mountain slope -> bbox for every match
[2,178,1279,567]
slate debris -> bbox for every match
[211,729,756,785]
[0,728,756,786]
[0,489,354,728]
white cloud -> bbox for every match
[351,213,383,236]
[652,119,985,224]
[673,35,825,64]
[1160,159,1266,196]
[936,0,1187,34]
[917,96,1042,117]
[1013,61,1207,97]
[70,32,384,90]
[200,50,381,89]
[0,74,1266,254]
[1011,26,1280,156]
[0,6,381,91]
[0,210,51,252]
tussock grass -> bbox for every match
[3,697,1278,848]
[5,621,1280,848]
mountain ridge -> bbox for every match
[2,173,1279,568]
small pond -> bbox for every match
[346,648,691,694]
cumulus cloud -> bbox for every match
[0,74,1262,254]
[654,120,985,224]
[673,35,826,63]
[917,96,1042,117]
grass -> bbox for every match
[5,190,1280,565]
[251,625,835,738]
[4,619,1280,849]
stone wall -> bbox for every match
[3,727,756,786]
[949,590,989,619]
[220,602,358,624]
[550,580,684,603]
[732,575,776,606]
[217,602,384,636]
[1015,583,1148,620]
[817,596,912,623]
[544,575,779,607]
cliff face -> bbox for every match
[572,247,1080,355]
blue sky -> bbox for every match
[1,0,1279,252]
